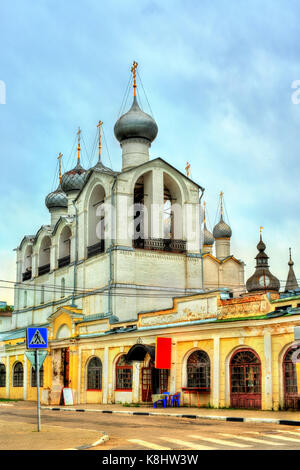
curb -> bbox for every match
[42,406,300,427]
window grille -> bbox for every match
[187,350,210,389]
[31,366,44,388]
[116,355,132,390]
[0,364,5,387]
[13,362,23,387]
[87,357,102,390]
[230,350,261,394]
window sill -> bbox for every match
[86,389,102,392]
[115,389,132,392]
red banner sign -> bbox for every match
[155,337,172,369]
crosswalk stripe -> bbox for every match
[159,437,214,450]
[218,433,283,446]
[277,430,300,437]
[128,439,171,450]
[258,434,300,443]
[246,432,300,443]
[188,434,252,448]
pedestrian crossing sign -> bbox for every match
[27,327,48,349]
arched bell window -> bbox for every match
[38,236,51,276]
[115,355,132,390]
[187,350,210,390]
[87,357,102,390]
[58,226,72,268]
[22,244,33,281]
[87,185,106,258]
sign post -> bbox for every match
[26,327,48,432]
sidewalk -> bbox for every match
[0,404,108,450]
[41,402,300,426]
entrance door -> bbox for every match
[61,348,70,388]
[141,364,169,401]
[230,349,261,409]
[283,346,300,409]
[141,367,152,402]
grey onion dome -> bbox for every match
[114,96,158,143]
[61,161,87,193]
[45,184,67,210]
[203,223,214,246]
[213,216,232,239]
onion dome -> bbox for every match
[213,216,232,239]
[204,223,214,246]
[246,233,280,293]
[114,96,158,144]
[61,161,87,194]
[45,184,67,209]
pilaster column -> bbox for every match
[23,355,27,400]
[213,336,220,408]
[264,331,273,410]
[102,347,109,404]
[170,341,176,394]
[6,355,9,399]
[132,361,141,403]
[150,168,164,239]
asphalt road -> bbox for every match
[2,403,300,450]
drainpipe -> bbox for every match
[108,176,117,315]
[199,188,205,290]
[71,200,79,307]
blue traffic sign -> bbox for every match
[27,327,48,349]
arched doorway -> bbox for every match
[283,345,300,409]
[230,349,261,409]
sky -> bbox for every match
[1,0,300,304]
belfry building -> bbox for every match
[1,64,300,410]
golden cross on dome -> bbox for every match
[203,201,206,224]
[260,226,263,234]
[97,120,103,161]
[57,152,63,184]
[185,161,190,177]
[131,61,138,97]
[77,127,81,162]
[220,191,224,216]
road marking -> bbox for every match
[246,432,300,443]
[128,439,171,450]
[219,433,283,446]
[277,430,300,437]
[188,434,251,448]
[159,437,214,450]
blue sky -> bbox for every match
[1,0,300,303]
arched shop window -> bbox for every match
[0,364,5,387]
[31,365,44,388]
[187,350,210,390]
[115,355,132,390]
[87,357,102,390]
[13,362,23,387]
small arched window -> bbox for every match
[13,362,23,387]
[31,365,44,388]
[116,355,132,390]
[0,364,6,387]
[87,357,102,390]
[187,350,210,390]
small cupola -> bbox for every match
[246,228,280,293]
[114,62,158,171]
